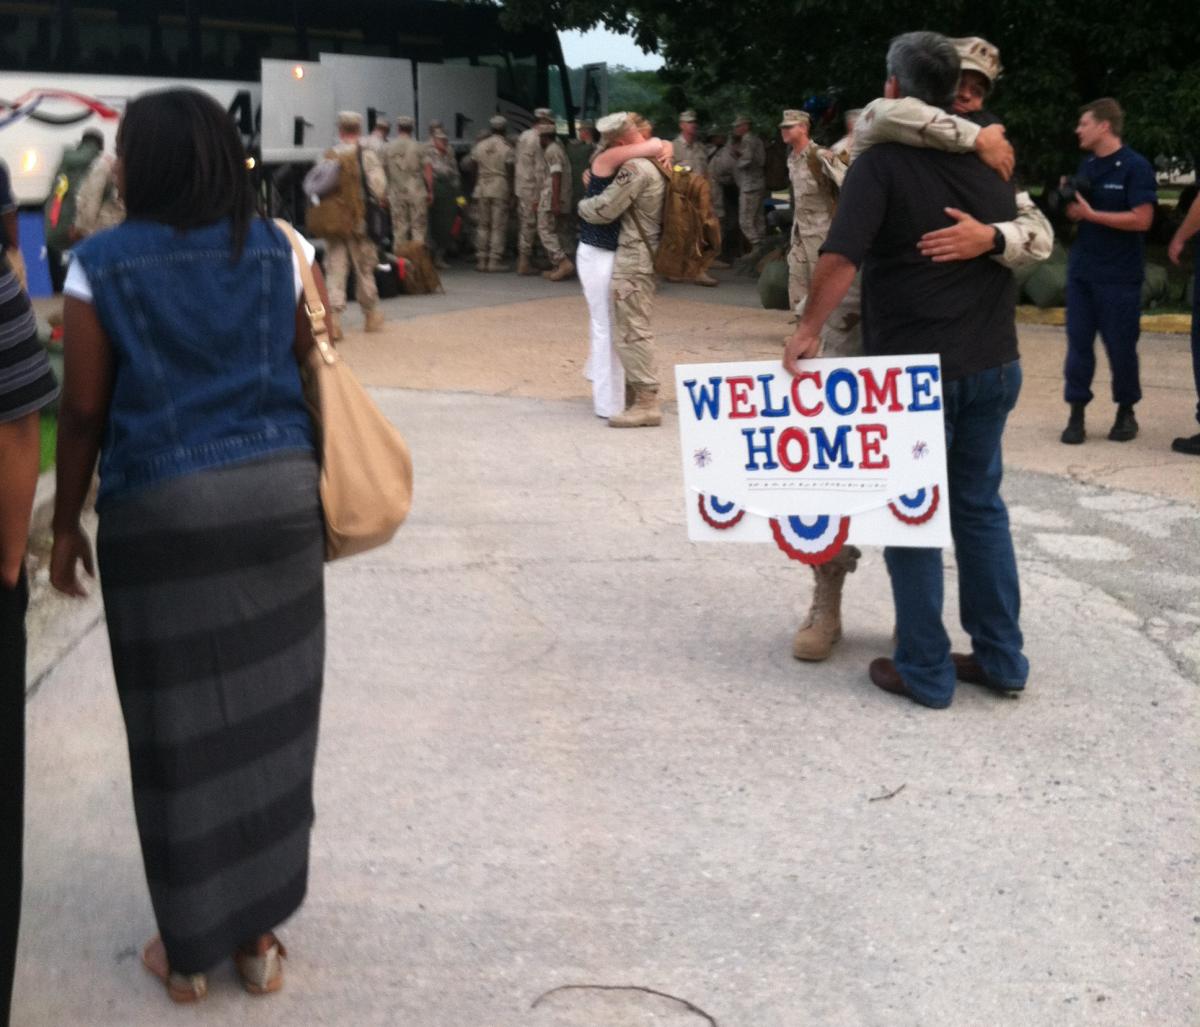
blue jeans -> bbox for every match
[1064,276,1142,406]
[884,361,1028,708]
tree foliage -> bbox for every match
[500,0,1200,180]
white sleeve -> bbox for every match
[290,232,317,303]
[63,256,93,302]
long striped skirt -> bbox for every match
[97,451,325,975]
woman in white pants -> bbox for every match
[576,113,670,417]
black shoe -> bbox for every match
[1171,432,1200,455]
[1060,403,1086,445]
[1108,404,1138,442]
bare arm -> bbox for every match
[783,253,859,371]
[50,297,112,596]
[592,137,666,178]
[0,412,41,588]
[1168,196,1200,264]
[1067,196,1153,232]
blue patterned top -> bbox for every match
[577,167,619,251]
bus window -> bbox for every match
[0,2,61,70]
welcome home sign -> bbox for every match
[674,357,951,564]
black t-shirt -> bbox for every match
[821,143,1019,381]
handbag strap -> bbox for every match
[273,218,336,368]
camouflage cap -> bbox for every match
[579,118,596,130]
[952,36,1003,86]
[395,115,415,130]
[336,110,363,133]
[489,114,508,130]
[732,114,751,127]
[779,109,810,128]
[596,112,629,138]
[534,107,554,121]
[535,121,557,136]
[679,109,698,123]
[428,119,444,131]
[432,128,449,140]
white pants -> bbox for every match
[576,242,626,417]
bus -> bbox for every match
[0,0,576,205]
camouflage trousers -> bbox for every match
[612,273,658,389]
[536,209,569,265]
[793,267,864,359]
[389,191,427,246]
[474,196,509,264]
[738,188,766,247]
[787,234,822,313]
[517,196,540,257]
[324,234,379,313]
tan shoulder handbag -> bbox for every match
[274,219,413,561]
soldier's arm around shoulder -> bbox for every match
[851,97,980,160]
[578,161,644,225]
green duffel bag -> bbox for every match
[758,257,790,310]
[1022,261,1068,308]
[1140,262,1168,308]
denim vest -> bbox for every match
[73,218,313,507]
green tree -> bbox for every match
[502,0,1200,179]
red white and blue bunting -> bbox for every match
[697,493,746,530]
[887,485,940,525]
[768,514,851,565]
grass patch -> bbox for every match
[39,412,56,473]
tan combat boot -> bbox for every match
[608,386,662,428]
[328,311,344,342]
[792,547,861,661]
[517,254,536,276]
[364,308,385,333]
[543,257,575,282]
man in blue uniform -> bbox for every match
[1061,98,1157,445]
[1167,192,1200,455]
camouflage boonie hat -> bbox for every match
[952,36,1003,86]
[779,109,810,128]
[679,109,698,123]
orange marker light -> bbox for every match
[21,149,38,173]
[292,65,305,80]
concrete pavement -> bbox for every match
[13,271,1199,1026]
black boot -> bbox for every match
[1171,432,1200,455]
[1108,404,1138,442]
[1060,403,1086,445]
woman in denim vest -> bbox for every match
[50,89,330,1004]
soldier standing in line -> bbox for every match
[425,128,461,269]
[781,109,838,316]
[731,115,766,248]
[537,123,575,281]
[324,111,386,337]
[707,127,736,267]
[464,114,514,272]
[515,107,554,275]
[577,133,669,428]
[363,116,389,153]
[383,115,429,248]
[672,110,708,177]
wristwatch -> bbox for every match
[990,226,1006,256]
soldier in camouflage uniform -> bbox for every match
[577,151,668,428]
[515,107,554,275]
[425,128,461,269]
[781,110,839,318]
[672,110,708,177]
[325,111,387,336]
[789,34,1054,666]
[537,122,575,281]
[73,151,125,238]
[384,115,429,247]
[731,115,766,248]
[464,114,514,271]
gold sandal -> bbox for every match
[141,936,208,1004]
[234,934,287,995]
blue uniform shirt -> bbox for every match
[1068,145,1157,284]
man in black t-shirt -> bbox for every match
[783,30,1029,709]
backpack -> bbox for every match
[304,149,364,240]
[634,163,722,281]
[43,143,100,251]
[393,240,443,295]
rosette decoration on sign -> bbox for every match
[887,485,940,525]
[697,493,745,530]
[768,514,851,565]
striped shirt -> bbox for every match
[0,159,59,422]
